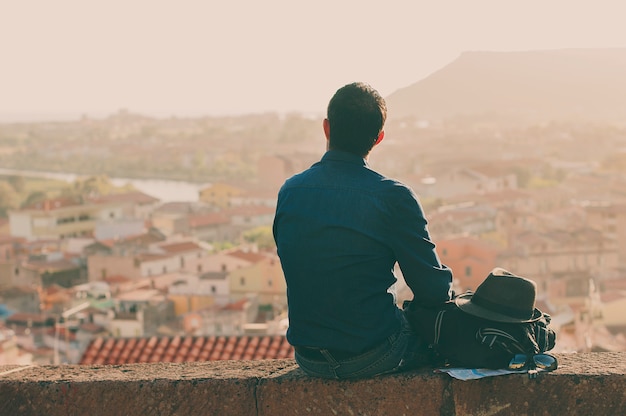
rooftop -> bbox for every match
[158,241,202,254]
[20,197,82,212]
[80,335,294,365]
[88,191,160,205]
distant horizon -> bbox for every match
[5,46,626,124]
[3,1,626,123]
[0,109,325,123]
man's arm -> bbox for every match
[388,185,453,307]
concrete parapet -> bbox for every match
[1,353,625,415]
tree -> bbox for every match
[0,182,20,217]
[72,175,114,197]
[7,175,25,193]
[243,226,276,250]
[21,190,48,209]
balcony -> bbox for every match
[1,352,624,415]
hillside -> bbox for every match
[386,48,626,122]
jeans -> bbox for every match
[294,314,423,379]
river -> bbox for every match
[0,168,204,202]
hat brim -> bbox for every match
[454,293,543,323]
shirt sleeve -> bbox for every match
[388,184,453,306]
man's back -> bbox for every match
[274,150,450,354]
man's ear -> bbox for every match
[323,118,331,141]
[373,130,385,147]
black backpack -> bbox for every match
[404,300,556,369]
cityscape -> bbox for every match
[0,114,625,365]
[3,2,626,414]
[1,48,626,367]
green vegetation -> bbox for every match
[0,174,135,218]
[0,112,319,183]
[0,181,20,216]
[243,226,276,250]
[211,241,236,252]
[525,177,561,189]
[0,175,65,216]
[514,166,565,190]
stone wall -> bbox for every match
[1,352,625,415]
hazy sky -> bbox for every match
[1,0,625,120]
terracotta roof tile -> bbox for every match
[21,197,82,211]
[188,213,230,228]
[79,335,294,365]
[88,191,160,205]
[227,250,268,263]
[103,275,133,284]
[158,241,202,254]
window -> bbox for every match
[211,286,216,294]
[240,277,245,286]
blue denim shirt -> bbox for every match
[273,150,453,354]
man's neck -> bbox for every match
[327,147,369,160]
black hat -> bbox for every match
[455,267,543,323]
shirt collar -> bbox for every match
[321,150,368,167]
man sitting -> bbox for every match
[273,82,453,379]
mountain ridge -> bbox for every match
[386,48,626,122]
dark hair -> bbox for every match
[327,82,387,157]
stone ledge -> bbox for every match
[1,353,625,416]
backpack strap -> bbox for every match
[433,309,446,347]
[476,327,529,355]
